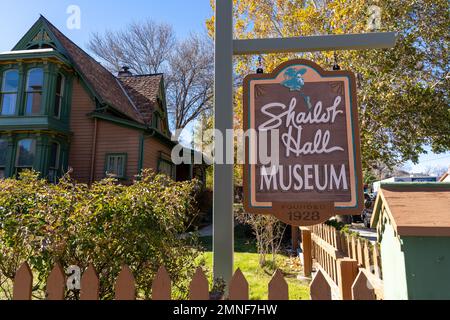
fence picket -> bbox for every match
[268,270,288,300]
[363,242,371,270]
[301,229,312,277]
[152,266,172,300]
[46,263,65,300]
[309,224,383,301]
[13,262,33,300]
[189,267,209,300]
[339,232,346,255]
[310,270,332,300]
[115,265,136,300]
[332,229,338,249]
[80,264,99,300]
[346,234,352,257]
[351,236,357,261]
[337,258,358,300]
[373,245,382,278]
[228,268,249,300]
[357,239,364,266]
[352,270,376,300]
[330,227,334,246]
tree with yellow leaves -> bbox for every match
[207,0,449,177]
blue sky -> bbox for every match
[0,0,448,174]
[403,149,450,175]
[0,0,213,52]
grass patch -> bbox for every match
[197,225,310,300]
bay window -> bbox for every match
[0,69,19,115]
[25,68,44,115]
[16,139,36,173]
[48,142,60,183]
[53,73,64,118]
[0,139,7,178]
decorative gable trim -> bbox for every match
[12,16,67,56]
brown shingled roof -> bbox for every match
[373,184,450,237]
[42,17,145,124]
[118,74,163,125]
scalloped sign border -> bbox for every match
[243,59,364,226]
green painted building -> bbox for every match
[0,44,73,181]
[371,183,450,300]
[0,16,201,184]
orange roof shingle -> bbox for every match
[118,75,163,125]
[43,17,149,124]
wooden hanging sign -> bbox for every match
[243,59,364,226]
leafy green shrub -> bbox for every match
[325,219,346,231]
[0,170,201,300]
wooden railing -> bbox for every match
[304,224,384,300]
[10,262,290,300]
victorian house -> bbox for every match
[0,16,189,184]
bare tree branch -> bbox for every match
[88,20,213,131]
[166,34,214,130]
[88,20,175,75]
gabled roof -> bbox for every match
[12,16,165,125]
[40,17,145,124]
[371,183,450,237]
[118,74,164,125]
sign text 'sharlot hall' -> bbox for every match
[243,60,363,226]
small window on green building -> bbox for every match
[0,139,7,179]
[25,68,44,115]
[1,69,19,116]
[16,139,36,173]
[105,154,127,179]
[48,142,60,183]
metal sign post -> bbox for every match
[213,0,234,286]
[213,0,396,286]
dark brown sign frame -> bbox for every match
[243,59,364,226]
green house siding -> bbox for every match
[0,57,73,182]
[380,221,450,300]
[402,236,450,300]
[380,222,409,300]
[0,62,73,127]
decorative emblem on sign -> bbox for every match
[243,59,364,226]
[281,68,313,110]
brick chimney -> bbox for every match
[118,66,132,77]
